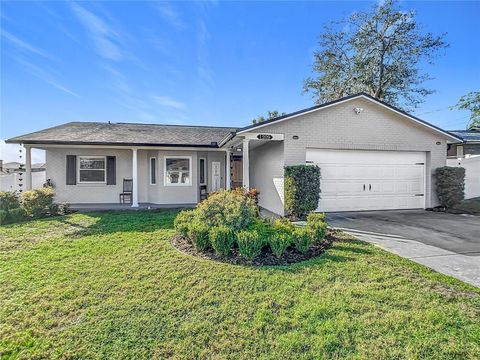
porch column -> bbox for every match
[226,150,231,190]
[24,145,32,190]
[242,139,250,188]
[131,148,139,207]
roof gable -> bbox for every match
[237,93,462,142]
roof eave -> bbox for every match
[4,139,221,148]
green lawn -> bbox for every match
[1,211,479,359]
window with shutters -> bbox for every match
[78,156,106,183]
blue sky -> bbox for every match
[1,1,479,162]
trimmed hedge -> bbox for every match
[194,190,258,231]
[21,187,55,217]
[209,226,235,256]
[174,189,329,261]
[284,165,320,219]
[435,167,465,208]
[0,191,20,211]
[237,230,263,259]
[187,221,210,251]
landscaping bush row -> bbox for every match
[0,188,69,225]
[174,189,328,260]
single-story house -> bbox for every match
[447,127,480,158]
[6,93,462,215]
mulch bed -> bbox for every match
[171,230,337,266]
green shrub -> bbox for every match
[209,225,235,256]
[0,191,20,211]
[0,210,7,225]
[7,208,26,223]
[195,190,258,231]
[268,233,292,258]
[174,210,196,238]
[293,227,314,253]
[237,230,263,260]
[306,212,328,243]
[307,212,326,223]
[307,222,327,243]
[273,218,296,235]
[20,187,55,217]
[284,165,320,219]
[0,208,26,225]
[435,167,465,208]
[48,203,59,215]
[187,221,210,251]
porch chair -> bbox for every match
[119,178,133,204]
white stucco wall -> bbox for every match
[245,97,450,209]
[250,141,285,215]
[45,147,224,205]
[47,148,133,204]
[447,156,480,199]
[0,171,46,192]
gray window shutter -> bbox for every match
[106,156,116,185]
[66,155,76,185]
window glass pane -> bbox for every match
[79,170,105,182]
[199,159,205,184]
[166,158,190,184]
[150,158,156,184]
[80,158,105,170]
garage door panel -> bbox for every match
[307,149,425,212]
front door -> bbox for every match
[212,161,221,192]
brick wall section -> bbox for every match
[247,98,448,208]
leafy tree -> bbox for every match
[452,91,480,129]
[304,0,448,110]
[252,110,286,124]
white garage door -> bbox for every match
[306,149,426,212]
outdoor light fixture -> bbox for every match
[354,107,364,114]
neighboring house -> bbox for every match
[447,127,480,158]
[446,128,480,199]
[0,161,46,192]
[6,93,461,215]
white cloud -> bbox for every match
[10,56,79,97]
[0,140,45,164]
[71,3,123,61]
[152,95,186,110]
[1,30,57,60]
[155,3,186,30]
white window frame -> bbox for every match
[149,157,157,185]
[164,156,192,186]
[77,155,106,184]
[199,157,207,185]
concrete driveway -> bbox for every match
[327,210,480,287]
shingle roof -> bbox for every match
[6,122,238,148]
[448,130,480,142]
